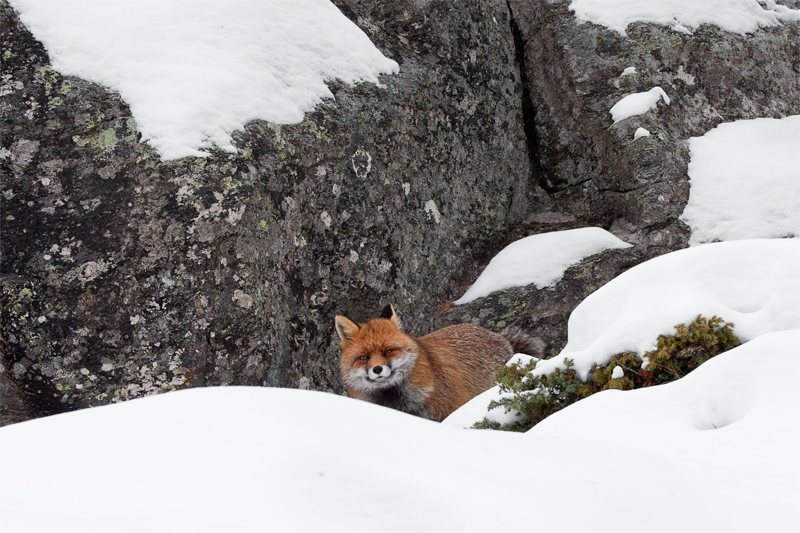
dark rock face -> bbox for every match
[2,0,798,425]
[1,0,533,424]
[506,0,799,254]
[435,0,799,355]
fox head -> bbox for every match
[335,304,418,393]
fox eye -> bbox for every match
[359,355,368,361]
[384,349,393,356]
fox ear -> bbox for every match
[380,304,402,331]
[335,315,359,343]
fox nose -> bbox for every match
[372,365,383,375]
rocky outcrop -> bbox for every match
[504,0,799,254]
[2,0,798,425]
[439,0,799,348]
[1,0,534,424]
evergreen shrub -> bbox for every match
[474,315,740,432]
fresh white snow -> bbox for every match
[445,238,800,428]
[633,126,651,140]
[531,239,798,379]
[2,347,798,533]
[454,227,632,305]
[570,0,800,35]
[531,329,800,529]
[8,0,399,160]
[620,66,638,76]
[609,86,670,124]
[680,115,800,245]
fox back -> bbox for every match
[335,304,544,422]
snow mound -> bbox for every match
[445,238,800,426]
[454,227,632,305]
[680,115,800,245]
[539,239,799,379]
[3,376,798,532]
[609,86,670,124]
[532,330,799,441]
[528,330,800,503]
[570,0,800,35]
[9,0,399,160]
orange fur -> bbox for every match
[335,305,543,422]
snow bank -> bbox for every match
[680,115,800,245]
[570,0,800,35]
[535,239,799,379]
[9,0,399,160]
[530,330,800,502]
[454,228,632,305]
[525,330,800,527]
[445,238,800,426]
[532,329,798,443]
[609,86,670,124]
[2,374,797,532]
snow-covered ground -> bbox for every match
[2,238,797,531]
[2,347,798,533]
[9,0,398,160]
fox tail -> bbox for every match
[504,332,548,358]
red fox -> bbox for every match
[335,304,546,422]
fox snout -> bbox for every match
[369,364,391,380]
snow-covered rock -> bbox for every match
[10,0,399,159]
[681,115,800,245]
[571,0,800,35]
[455,228,632,305]
[609,87,670,124]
